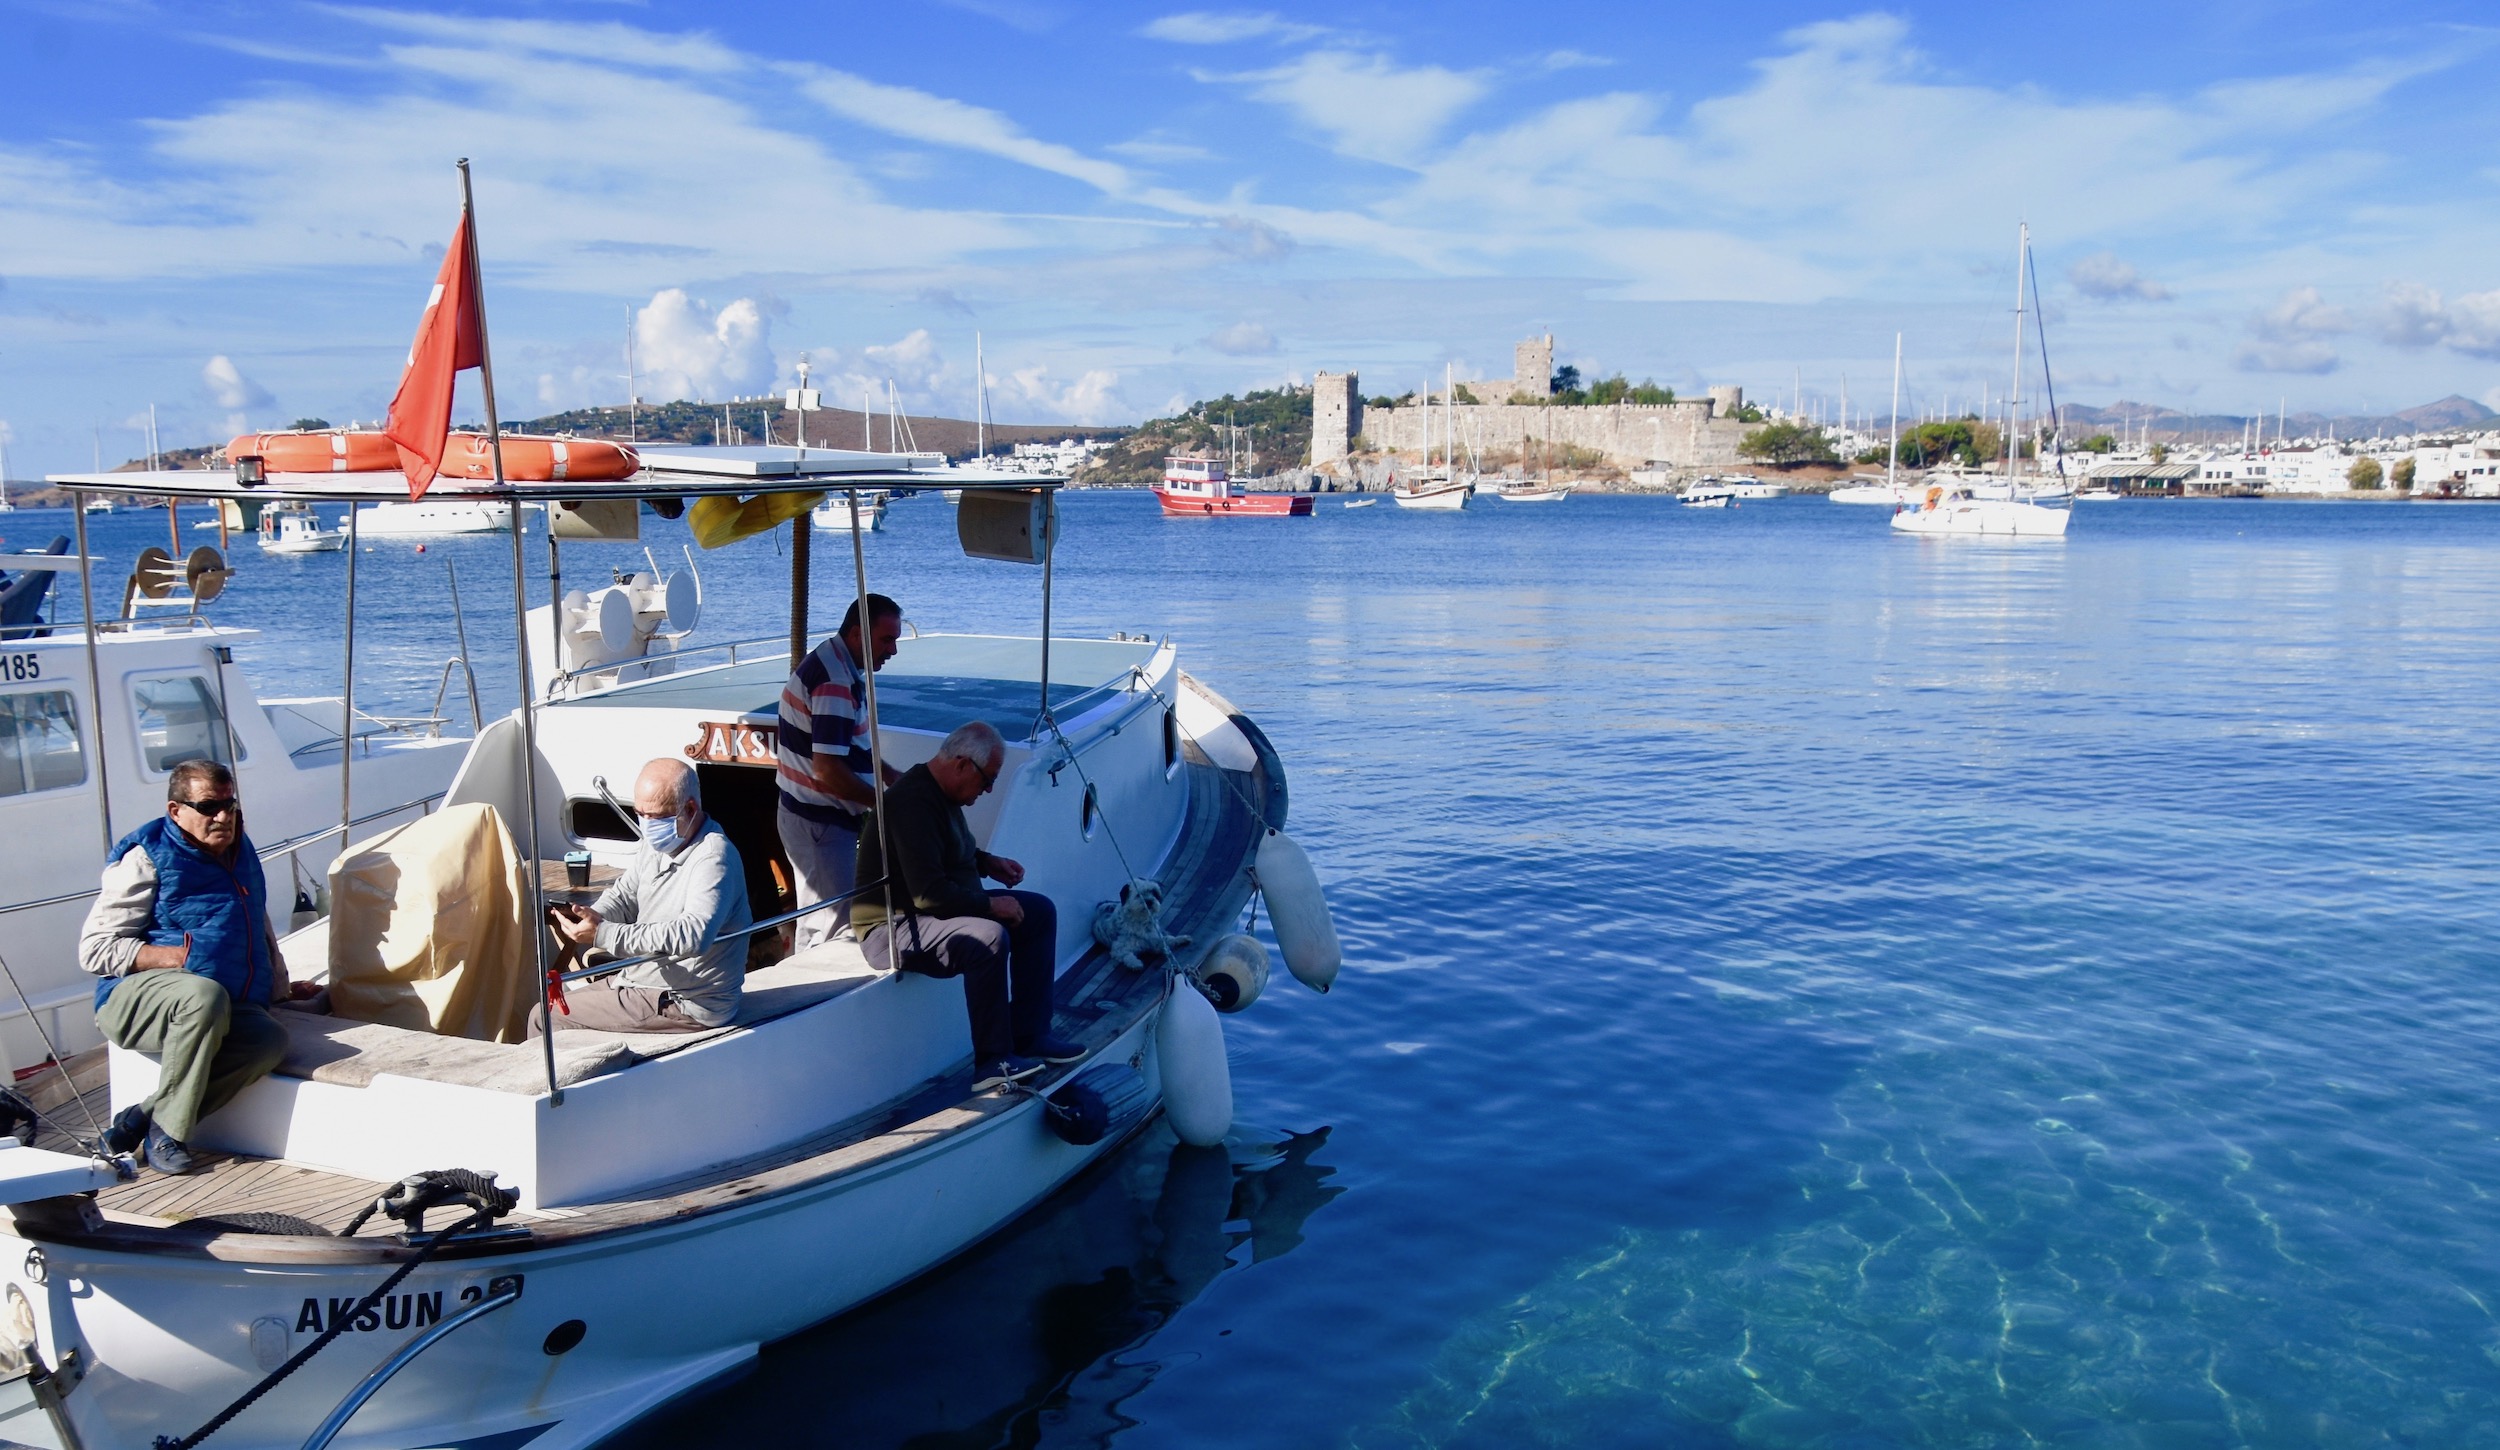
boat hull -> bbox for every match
[1152,489,1313,516]
[1890,499,2072,537]
[12,1009,1170,1450]
[1389,485,1470,511]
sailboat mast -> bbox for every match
[1887,333,1902,491]
[2007,222,2029,483]
[975,332,986,462]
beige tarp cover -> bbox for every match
[326,802,537,1043]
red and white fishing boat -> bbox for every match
[1153,455,1314,517]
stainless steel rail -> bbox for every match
[0,791,446,920]
[298,1277,523,1450]
[556,877,886,985]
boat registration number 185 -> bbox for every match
[1,653,39,682]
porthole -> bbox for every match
[1161,709,1180,778]
[1081,782,1099,841]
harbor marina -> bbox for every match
[0,449,1328,1450]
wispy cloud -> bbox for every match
[1142,12,1330,45]
[1203,321,1278,355]
[2069,252,2172,302]
[790,65,1135,196]
[2377,281,2500,359]
[2236,286,2350,374]
[1212,51,1491,165]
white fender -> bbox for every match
[1193,933,1269,1013]
[1255,830,1340,993]
[1157,983,1232,1148]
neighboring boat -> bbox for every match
[810,490,889,533]
[1836,335,1913,507]
[1343,496,1378,509]
[1719,474,1788,500]
[1493,483,1571,503]
[0,531,472,1074]
[81,497,114,515]
[1390,472,1473,510]
[259,502,349,553]
[1153,455,1313,517]
[354,499,528,535]
[1677,491,1731,509]
[1829,476,1914,505]
[2075,487,2126,501]
[2,447,1332,1450]
[1892,224,2072,541]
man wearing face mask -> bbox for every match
[528,758,753,1038]
[83,760,316,1176]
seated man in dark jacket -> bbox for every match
[79,760,316,1174]
[853,721,1081,1088]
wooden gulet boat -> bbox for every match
[0,449,1340,1450]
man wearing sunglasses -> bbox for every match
[852,721,1082,1090]
[81,760,314,1175]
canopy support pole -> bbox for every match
[789,515,810,671]
[1036,491,1054,727]
[338,503,360,845]
[71,503,111,856]
[845,488,891,934]
[457,157,559,1107]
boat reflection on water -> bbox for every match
[614,1124,1344,1449]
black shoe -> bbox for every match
[103,1104,149,1156]
[143,1123,197,1176]
[972,1056,1045,1091]
[1021,1035,1086,1065]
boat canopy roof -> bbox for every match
[44,444,1064,504]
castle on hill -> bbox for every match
[1311,335,1756,474]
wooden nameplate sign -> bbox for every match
[684,719,776,768]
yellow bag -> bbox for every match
[688,491,824,549]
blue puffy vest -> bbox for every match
[93,816,273,1012]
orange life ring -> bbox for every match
[227,430,640,483]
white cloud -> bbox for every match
[991,365,1125,424]
[1220,51,1491,165]
[2235,286,2349,373]
[1212,215,1294,259]
[791,65,1134,195]
[2376,282,2500,359]
[201,354,273,409]
[2069,252,2171,302]
[1204,321,1277,355]
[635,290,773,401]
[1142,12,1329,45]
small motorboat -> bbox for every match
[1343,497,1378,509]
[259,503,348,553]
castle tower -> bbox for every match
[1514,334,1554,400]
[1707,385,1745,419]
[1312,372,1360,466]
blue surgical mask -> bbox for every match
[640,810,683,856]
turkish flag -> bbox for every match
[382,213,485,500]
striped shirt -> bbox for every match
[777,635,873,824]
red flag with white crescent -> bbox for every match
[382,213,484,501]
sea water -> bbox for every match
[30,495,2500,1447]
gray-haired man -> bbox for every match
[531,758,753,1037]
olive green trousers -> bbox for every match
[95,971,289,1142]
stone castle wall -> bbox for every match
[1312,372,1360,467]
[1352,399,1752,471]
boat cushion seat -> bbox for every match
[272,941,885,1094]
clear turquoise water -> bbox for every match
[29,494,2500,1447]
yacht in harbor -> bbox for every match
[811,489,890,532]
[1893,224,2073,540]
[1154,454,1312,516]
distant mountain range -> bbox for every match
[2052,394,2496,444]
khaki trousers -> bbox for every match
[95,971,290,1143]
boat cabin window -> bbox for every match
[129,673,241,774]
[0,689,86,797]
[568,797,634,842]
[1162,708,1180,778]
[1081,781,1099,841]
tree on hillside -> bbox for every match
[2080,433,2116,453]
[1738,420,1839,465]
[1549,364,1581,396]
[2347,456,2385,491]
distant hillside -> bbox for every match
[1077,385,1313,485]
[500,398,1122,460]
[2055,394,2496,444]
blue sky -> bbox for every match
[3,1,2497,473]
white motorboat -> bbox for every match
[0,447,1333,1450]
[2075,487,2126,501]
[1718,474,1787,500]
[1828,477,1913,506]
[354,499,522,536]
[1680,479,1737,506]
[81,498,114,515]
[259,504,348,554]
[1343,497,1378,509]
[810,490,889,533]
[0,530,473,1073]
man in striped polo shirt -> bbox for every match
[777,593,903,950]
